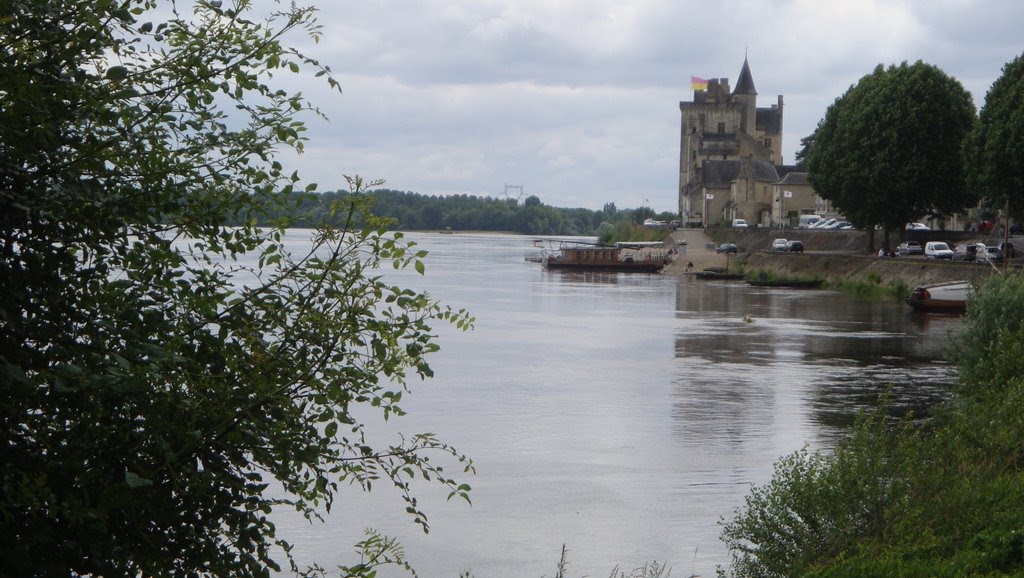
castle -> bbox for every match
[678,57,819,227]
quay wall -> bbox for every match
[737,252,1004,287]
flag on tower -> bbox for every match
[691,76,708,91]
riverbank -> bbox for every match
[665,228,1016,287]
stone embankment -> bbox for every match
[739,252,1002,287]
[663,227,1016,286]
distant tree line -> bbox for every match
[255,189,678,236]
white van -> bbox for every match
[798,215,822,229]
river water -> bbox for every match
[272,231,962,577]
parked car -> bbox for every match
[924,241,954,260]
[983,240,1018,259]
[771,238,789,252]
[716,243,739,254]
[787,240,805,253]
[906,222,931,230]
[895,241,924,256]
[819,220,852,230]
[952,242,980,262]
[811,218,837,229]
[978,244,1001,263]
[798,215,822,229]
[732,219,749,229]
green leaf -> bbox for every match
[106,65,129,81]
[125,471,153,488]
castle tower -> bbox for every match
[733,56,758,134]
[677,57,784,223]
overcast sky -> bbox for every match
[273,0,1024,212]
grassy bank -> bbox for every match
[738,252,1001,289]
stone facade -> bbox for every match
[772,169,821,226]
[679,58,788,227]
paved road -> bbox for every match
[665,228,735,274]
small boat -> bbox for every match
[905,280,972,312]
[695,270,744,280]
[541,241,672,273]
[746,278,824,288]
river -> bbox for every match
[272,230,962,577]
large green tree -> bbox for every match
[806,61,976,248]
[965,53,1024,222]
[0,1,472,576]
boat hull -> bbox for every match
[905,280,972,312]
[695,271,743,280]
[544,261,665,273]
[541,244,670,273]
[746,279,824,288]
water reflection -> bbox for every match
[673,276,960,445]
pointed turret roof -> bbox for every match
[733,56,757,96]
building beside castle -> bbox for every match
[679,57,816,227]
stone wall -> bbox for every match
[739,252,1003,287]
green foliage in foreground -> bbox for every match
[0,2,474,576]
[719,272,1024,577]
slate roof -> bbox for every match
[734,57,757,96]
[776,169,809,185]
[700,160,741,187]
[756,107,781,133]
[750,159,779,181]
[698,159,779,187]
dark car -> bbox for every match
[716,243,739,254]
[895,241,924,256]
[787,240,804,253]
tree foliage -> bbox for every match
[965,53,1024,220]
[1,2,473,576]
[806,61,976,239]
[252,188,672,237]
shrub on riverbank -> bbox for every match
[720,272,1024,577]
[830,273,910,300]
[598,223,672,246]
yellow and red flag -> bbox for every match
[691,76,708,91]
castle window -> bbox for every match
[765,138,773,149]
[717,122,726,134]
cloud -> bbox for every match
[272,0,1024,210]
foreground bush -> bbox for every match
[720,272,1024,577]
